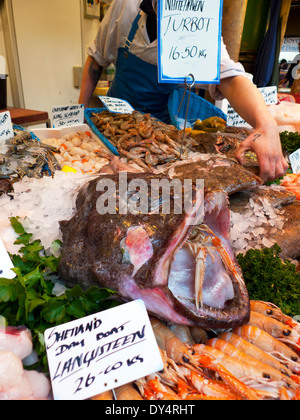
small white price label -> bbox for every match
[52,104,84,128]
[44,300,163,400]
[227,86,278,127]
[0,238,16,279]
[259,86,278,105]
[99,96,134,114]
[290,148,300,174]
[0,111,13,142]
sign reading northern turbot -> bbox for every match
[157,0,223,84]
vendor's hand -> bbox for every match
[235,125,289,182]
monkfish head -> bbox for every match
[59,172,250,329]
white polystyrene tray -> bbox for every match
[31,123,112,155]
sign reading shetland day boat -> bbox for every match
[44,300,163,400]
[157,0,223,84]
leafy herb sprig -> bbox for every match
[237,244,300,317]
[280,131,300,154]
[0,217,118,373]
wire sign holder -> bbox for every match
[178,74,195,160]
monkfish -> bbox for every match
[58,170,250,329]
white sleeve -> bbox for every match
[208,38,248,100]
[87,0,139,68]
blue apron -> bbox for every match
[107,12,175,123]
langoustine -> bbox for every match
[247,310,300,355]
[206,338,298,389]
[157,316,300,400]
[136,332,242,401]
[150,319,260,400]
[219,331,293,378]
[94,310,300,401]
[250,300,300,334]
[233,325,300,375]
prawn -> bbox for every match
[207,337,298,389]
[250,300,300,333]
[136,350,193,400]
[136,376,180,400]
[233,325,300,374]
[155,358,204,400]
[177,365,242,400]
[156,347,240,400]
[219,331,293,378]
[189,326,208,344]
[155,348,187,388]
[192,344,261,400]
[195,343,299,400]
[168,324,196,346]
[150,318,201,373]
[248,311,300,354]
[119,148,150,171]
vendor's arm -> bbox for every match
[79,56,103,108]
[218,75,289,182]
[78,0,136,108]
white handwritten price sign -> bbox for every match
[52,104,84,128]
[0,238,16,280]
[259,86,278,105]
[44,300,163,400]
[0,111,13,142]
[99,96,135,114]
[227,86,278,127]
[290,148,300,174]
[157,0,223,84]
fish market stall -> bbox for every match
[0,113,299,401]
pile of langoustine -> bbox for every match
[94,301,300,401]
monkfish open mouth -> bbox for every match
[149,189,250,327]
[168,224,239,311]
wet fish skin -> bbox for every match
[58,171,250,329]
[163,155,262,196]
[0,178,12,196]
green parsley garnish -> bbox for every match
[237,244,300,317]
[0,217,118,373]
[280,131,300,155]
